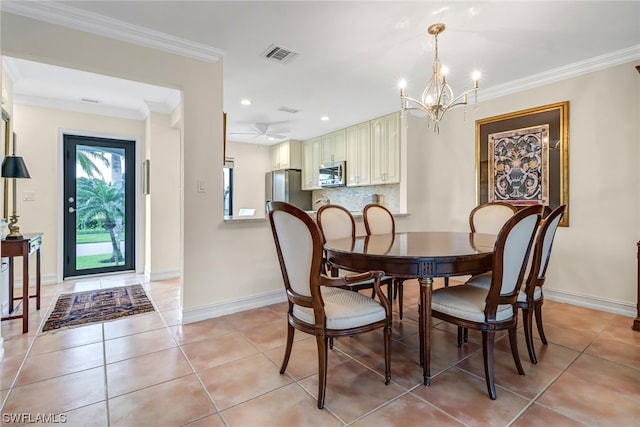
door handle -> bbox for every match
[68,207,76,213]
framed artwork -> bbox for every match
[476,101,569,226]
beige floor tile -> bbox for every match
[457,333,580,399]
[537,354,640,426]
[352,393,466,426]
[298,359,406,424]
[220,382,341,426]
[106,347,193,397]
[180,333,259,372]
[168,316,239,346]
[240,318,292,352]
[102,311,165,340]
[223,307,283,332]
[511,403,586,427]
[411,368,529,427]
[29,401,109,427]
[108,375,215,427]
[585,320,640,369]
[2,367,106,415]
[183,414,226,427]
[263,336,351,380]
[30,324,103,355]
[159,308,181,326]
[199,352,293,410]
[0,356,23,391]
[356,339,423,390]
[104,328,176,363]
[15,342,104,386]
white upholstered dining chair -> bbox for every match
[431,205,541,399]
[467,204,566,364]
[362,203,407,319]
[267,201,392,408]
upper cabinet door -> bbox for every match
[270,140,301,170]
[302,137,321,190]
[371,112,400,185]
[320,129,346,164]
[346,122,371,186]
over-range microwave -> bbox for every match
[319,161,346,187]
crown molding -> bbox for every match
[2,1,225,63]
[481,44,640,101]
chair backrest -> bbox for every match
[485,205,541,318]
[316,204,356,242]
[469,201,518,234]
[363,204,395,235]
[525,204,566,291]
[267,201,323,306]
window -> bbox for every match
[223,158,234,216]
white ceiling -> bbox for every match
[3,1,639,145]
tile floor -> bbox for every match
[0,274,638,426]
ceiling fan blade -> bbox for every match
[267,134,288,139]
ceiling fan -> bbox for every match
[228,122,289,140]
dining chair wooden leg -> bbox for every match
[457,327,464,347]
[329,337,334,349]
[384,325,392,385]
[482,330,497,400]
[418,301,423,367]
[444,277,449,287]
[316,335,329,409]
[508,326,526,375]
[280,323,295,374]
[534,303,548,345]
[397,280,404,319]
[522,307,538,364]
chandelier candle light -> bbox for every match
[399,23,480,134]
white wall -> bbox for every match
[399,60,640,311]
[146,112,181,279]
[225,140,270,217]
[12,104,145,282]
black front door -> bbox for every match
[63,134,135,278]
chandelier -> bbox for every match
[399,23,480,134]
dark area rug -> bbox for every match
[42,284,155,332]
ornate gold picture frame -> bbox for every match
[476,101,569,226]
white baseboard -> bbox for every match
[544,288,636,318]
[181,289,287,324]
[179,287,635,325]
[13,274,58,287]
[147,270,181,282]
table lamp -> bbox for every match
[1,132,31,239]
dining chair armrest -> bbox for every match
[319,271,383,287]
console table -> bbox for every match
[1,233,42,333]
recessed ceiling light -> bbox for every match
[241,99,251,106]
[320,116,329,121]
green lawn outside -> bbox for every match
[76,254,125,270]
[76,230,125,244]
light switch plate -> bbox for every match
[23,191,36,201]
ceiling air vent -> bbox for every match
[278,106,299,114]
[261,44,299,64]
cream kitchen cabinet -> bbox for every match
[370,112,400,184]
[320,129,346,164]
[270,139,301,170]
[301,137,321,190]
[345,122,371,186]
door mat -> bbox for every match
[42,284,155,332]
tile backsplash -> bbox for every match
[311,184,399,212]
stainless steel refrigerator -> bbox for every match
[265,169,311,211]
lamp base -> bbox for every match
[6,215,22,239]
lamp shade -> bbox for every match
[1,155,31,179]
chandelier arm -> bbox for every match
[442,88,478,110]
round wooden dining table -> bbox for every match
[324,231,496,386]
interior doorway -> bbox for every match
[63,134,136,278]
